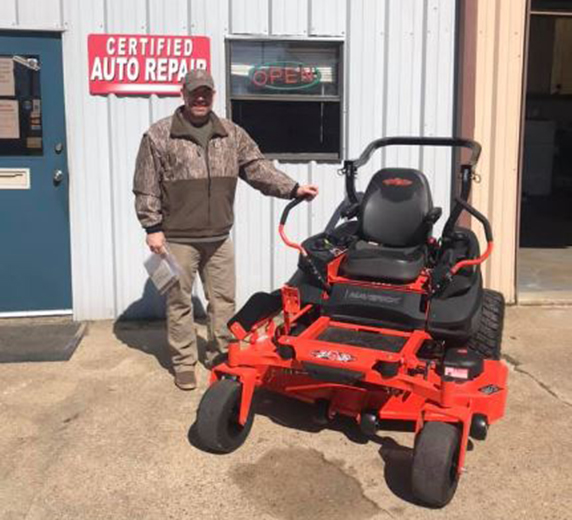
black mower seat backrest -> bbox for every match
[360,167,434,247]
[340,167,441,284]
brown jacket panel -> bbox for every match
[133,108,297,238]
[162,177,238,238]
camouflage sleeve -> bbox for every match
[133,133,163,231]
[235,125,297,199]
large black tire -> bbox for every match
[196,379,254,453]
[412,422,461,508]
[467,289,505,360]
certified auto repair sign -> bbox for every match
[88,34,210,96]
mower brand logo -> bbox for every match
[344,289,402,306]
[383,177,413,187]
[311,350,356,363]
[479,384,501,395]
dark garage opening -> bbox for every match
[518,3,572,302]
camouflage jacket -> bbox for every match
[133,107,298,240]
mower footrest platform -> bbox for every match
[318,327,407,353]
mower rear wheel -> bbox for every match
[467,289,505,360]
[411,422,461,508]
[195,379,254,453]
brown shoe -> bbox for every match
[174,370,197,391]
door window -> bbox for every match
[0,55,43,156]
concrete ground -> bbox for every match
[518,190,572,304]
[518,247,572,304]
[1,308,571,520]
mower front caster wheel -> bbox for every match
[411,422,461,508]
[196,379,254,453]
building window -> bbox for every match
[227,39,343,161]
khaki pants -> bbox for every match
[166,238,235,373]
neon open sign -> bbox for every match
[249,61,321,91]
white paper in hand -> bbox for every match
[144,248,182,295]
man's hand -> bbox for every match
[296,184,319,200]
[146,231,167,255]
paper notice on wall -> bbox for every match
[0,58,15,96]
[0,100,19,139]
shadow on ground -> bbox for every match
[112,279,208,374]
[377,437,417,504]
[188,386,423,505]
[376,430,472,506]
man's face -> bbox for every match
[184,86,215,120]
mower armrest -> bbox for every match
[429,250,455,296]
[429,229,480,297]
[425,207,442,225]
[341,202,360,220]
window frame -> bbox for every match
[225,37,344,162]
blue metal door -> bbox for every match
[0,32,71,314]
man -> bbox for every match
[133,70,318,391]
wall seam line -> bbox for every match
[103,0,119,318]
[381,0,390,166]
[419,0,429,169]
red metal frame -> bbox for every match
[327,252,431,294]
[212,304,508,475]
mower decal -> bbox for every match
[344,289,403,306]
[382,177,413,187]
[444,367,469,379]
[311,350,356,363]
[479,384,501,395]
[267,367,308,379]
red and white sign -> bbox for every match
[88,34,210,96]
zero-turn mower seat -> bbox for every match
[342,242,425,283]
[341,167,440,284]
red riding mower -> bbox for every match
[195,137,508,508]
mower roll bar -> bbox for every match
[352,136,481,170]
[342,136,486,242]
[343,137,481,206]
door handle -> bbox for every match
[13,56,41,71]
[53,169,64,185]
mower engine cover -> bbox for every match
[442,347,484,381]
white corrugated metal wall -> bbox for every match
[1,0,457,320]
